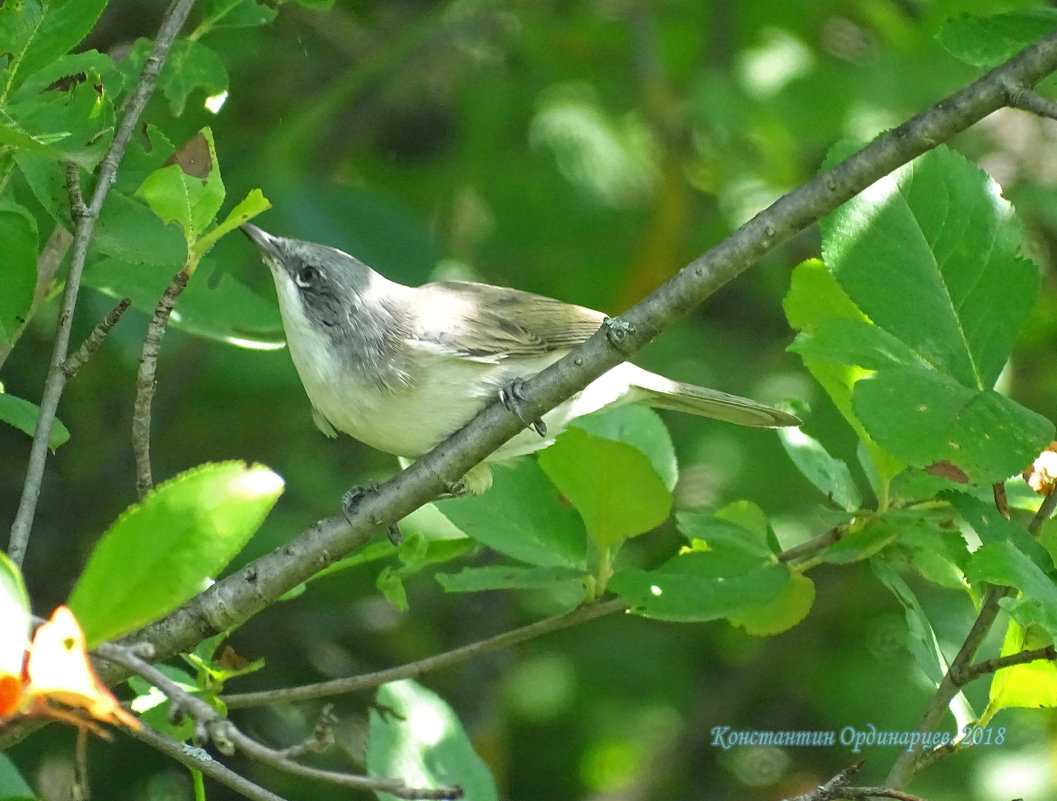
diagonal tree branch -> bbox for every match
[96,29,1057,676]
[7,0,199,567]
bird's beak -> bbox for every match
[241,223,283,261]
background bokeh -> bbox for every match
[4,1,1057,799]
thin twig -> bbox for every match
[62,299,132,379]
[842,789,931,801]
[780,764,933,801]
[777,524,847,563]
[1006,84,1057,119]
[91,27,1057,680]
[782,761,863,801]
[884,490,1057,788]
[127,724,291,801]
[94,642,462,800]
[224,598,627,709]
[7,0,199,567]
[961,644,1057,683]
[133,270,190,498]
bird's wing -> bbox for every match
[408,280,607,360]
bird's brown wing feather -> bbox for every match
[411,280,607,359]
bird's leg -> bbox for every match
[341,480,402,545]
[498,377,547,437]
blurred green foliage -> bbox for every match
[4,1,1057,800]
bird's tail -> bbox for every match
[621,363,800,428]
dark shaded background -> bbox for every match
[4,1,1057,799]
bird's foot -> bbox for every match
[342,480,402,545]
[498,377,546,437]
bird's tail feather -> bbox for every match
[623,364,800,428]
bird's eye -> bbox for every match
[295,265,322,288]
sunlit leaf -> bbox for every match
[68,462,283,646]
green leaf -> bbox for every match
[91,188,188,266]
[784,260,904,490]
[0,203,38,350]
[989,621,1057,711]
[967,543,1057,637]
[436,565,586,594]
[872,561,960,690]
[610,549,788,622]
[437,459,587,569]
[200,0,277,30]
[85,256,284,348]
[367,680,499,801]
[821,146,1038,390]
[727,572,815,636]
[5,53,117,167]
[67,462,283,646]
[937,9,1057,69]
[853,366,1053,484]
[192,188,272,257]
[822,521,898,564]
[0,391,70,451]
[571,405,678,490]
[538,426,671,550]
[886,516,971,590]
[0,0,107,96]
[0,552,30,676]
[950,493,1054,575]
[788,317,922,372]
[778,427,862,511]
[677,505,774,560]
[136,128,225,243]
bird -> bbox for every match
[243,224,799,495]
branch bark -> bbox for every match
[106,30,1057,672]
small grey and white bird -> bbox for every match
[243,224,799,494]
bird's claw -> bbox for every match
[342,480,402,545]
[499,377,546,437]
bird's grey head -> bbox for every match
[242,224,412,389]
[241,223,378,331]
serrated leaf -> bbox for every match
[438,459,587,568]
[136,129,225,242]
[821,146,1038,390]
[0,0,107,95]
[67,462,283,646]
[937,10,1057,69]
[853,366,1053,484]
[4,58,116,168]
[788,317,922,372]
[0,392,70,451]
[368,680,498,801]
[779,427,862,511]
[538,426,671,550]
[967,542,1057,637]
[949,493,1054,575]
